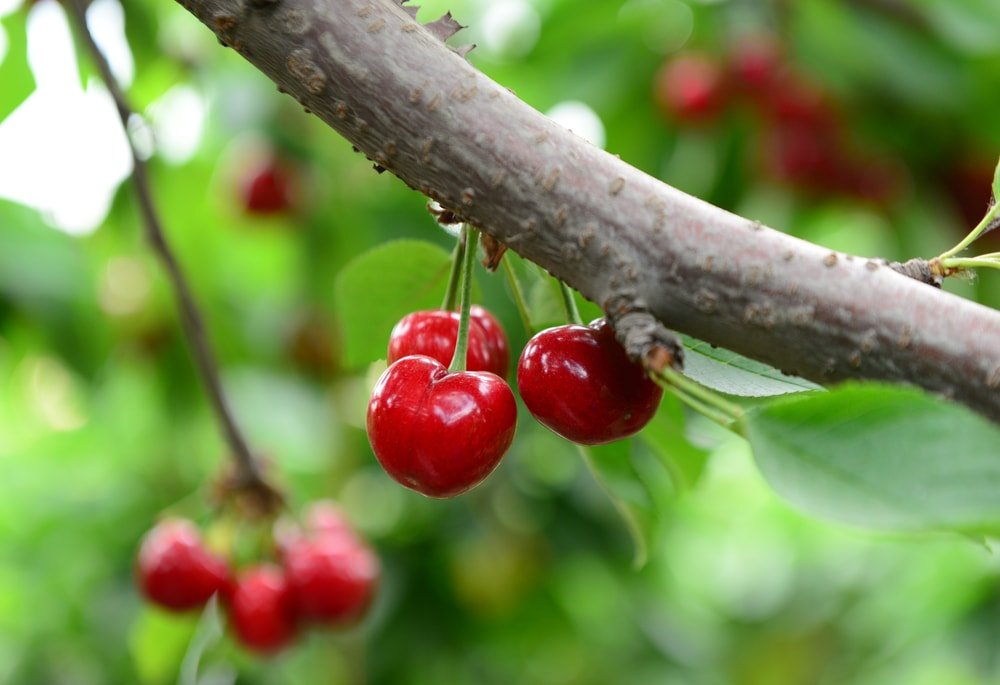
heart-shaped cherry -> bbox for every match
[284,531,380,625]
[387,305,509,378]
[227,564,297,654]
[367,355,517,497]
[136,518,230,612]
[517,319,663,445]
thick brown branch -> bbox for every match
[69,0,280,503]
[177,0,1000,422]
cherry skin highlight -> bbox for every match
[227,565,297,654]
[517,319,663,445]
[284,533,380,625]
[387,305,509,378]
[136,518,230,612]
[367,355,517,498]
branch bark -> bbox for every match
[176,0,1000,422]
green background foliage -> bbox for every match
[1,0,999,683]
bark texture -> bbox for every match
[177,0,1000,421]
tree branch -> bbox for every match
[175,0,1000,422]
[68,0,282,504]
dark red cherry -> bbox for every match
[654,53,728,124]
[227,565,297,654]
[728,34,783,94]
[517,319,663,445]
[367,355,517,497]
[387,305,509,377]
[284,533,380,625]
[241,158,295,215]
[136,519,230,612]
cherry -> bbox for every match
[241,157,295,215]
[303,500,356,540]
[136,518,230,612]
[517,319,663,445]
[387,305,509,378]
[367,355,517,497]
[283,532,380,625]
[728,35,783,96]
[227,564,297,654]
[653,53,728,124]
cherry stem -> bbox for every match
[501,253,535,336]
[441,229,467,311]
[66,0,279,503]
[653,367,746,435]
[940,256,1000,273]
[559,280,583,325]
[449,225,480,373]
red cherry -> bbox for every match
[284,534,380,625]
[367,355,517,497]
[241,158,295,215]
[517,319,663,445]
[227,565,297,654]
[387,305,509,378]
[303,500,356,540]
[728,34,783,94]
[654,53,728,124]
[136,519,230,612]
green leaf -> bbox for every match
[639,395,710,492]
[334,240,452,368]
[128,607,197,685]
[578,439,663,568]
[0,11,35,124]
[745,384,1000,534]
[681,335,823,397]
[577,422,688,568]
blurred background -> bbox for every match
[1,0,1000,682]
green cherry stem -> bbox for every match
[559,280,583,325]
[449,225,480,373]
[937,203,1000,261]
[939,256,1000,272]
[501,253,535,336]
[441,228,467,311]
[654,366,746,434]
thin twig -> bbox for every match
[67,0,276,499]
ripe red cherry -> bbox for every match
[304,500,356,539]
[227,565,297,654]
[517,319,663,445]
[728,34,782,94]
[284,533,380,625]
[654,53,728,124]
[241,158,295,215]
[367,355,517,497]
[136,519,230,612]
[387,305,509,378]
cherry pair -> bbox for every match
[136,501,379,655]
[368,306,516,498]
[367,305,662,499]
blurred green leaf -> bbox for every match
[578,440,659,568]
[746,384,1000,534]
[681,335,823,397]
[334,240,452,368]
[128,608,197,685]
[639,395,709,492]
[0,11,35,123]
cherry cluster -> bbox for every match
[136,501,379,655]
[654,36,899,204]
[366,304,663,498]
